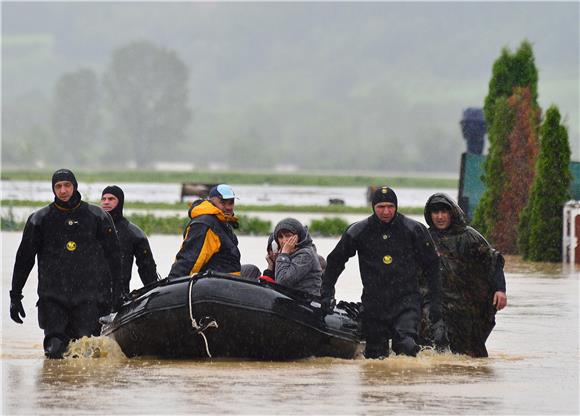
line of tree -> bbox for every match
[473,40,572,261]
[13,41,192,169]
[103,41,191,168]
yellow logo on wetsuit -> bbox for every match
[383,255,393,264]
[66,241,77,251]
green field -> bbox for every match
[1,199,424,215]
[1,208,376,236]
[1,169,457,188]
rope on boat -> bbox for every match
[188,279,219,358]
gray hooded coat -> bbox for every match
[273,218,322,296]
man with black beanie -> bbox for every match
[321,186,445,358]
[101,185,158,294]
[9,169,122,359]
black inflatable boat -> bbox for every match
[101,271,362,360]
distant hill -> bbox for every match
[2,2,578,172]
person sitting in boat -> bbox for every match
[263,232,326,278]
[263,218,322,296]
[168,184,243,278]
[421,193,507,357]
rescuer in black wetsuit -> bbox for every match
[101,185,158,295]
[9,169,122,358]
[321,186,445,358]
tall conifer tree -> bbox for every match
[492,87,539,253]
[519,106,571,261]
[472,97,512,237]
[483,40,538,134]
[473,40,540,252]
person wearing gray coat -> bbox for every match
[268,218,322,296]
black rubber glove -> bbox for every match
[431,319,450,352]
[9,290,25,324]
[337,301,361,320]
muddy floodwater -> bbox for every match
[2,232,579,415]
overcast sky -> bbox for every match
[2,1,578,172]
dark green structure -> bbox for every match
[458,153,580,222]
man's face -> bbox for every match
[101,193,119,212]
[211,197,235,216]
[431,209,452,230]
[53,181,74,202]
[374,202,397,223]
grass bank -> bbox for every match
[1,210,352,236]
[2,169,457,188]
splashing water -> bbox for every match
[63,336,126,360]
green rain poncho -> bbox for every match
[422,193,506,357]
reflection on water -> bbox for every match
[37,354,126,388]
[357,354,499,413]
[2,348,529,415]
[2,232,579,415]
[504,254,576,276]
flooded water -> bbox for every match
[2,231,579,415]
[1,179,456,208]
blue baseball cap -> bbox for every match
[208,184,237,200]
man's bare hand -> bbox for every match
[493,291,507,311]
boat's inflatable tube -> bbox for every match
[101,271,362,360]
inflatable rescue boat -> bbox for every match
[101,271,362,360]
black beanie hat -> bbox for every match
[51,169,78,191]
[372,186,398,208]
[102,185,125,221]
[102,185,124,203]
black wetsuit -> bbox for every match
[11,195,122,352]
[114,217,157,294]
[322,212,441,357]
[101,185,157,294]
